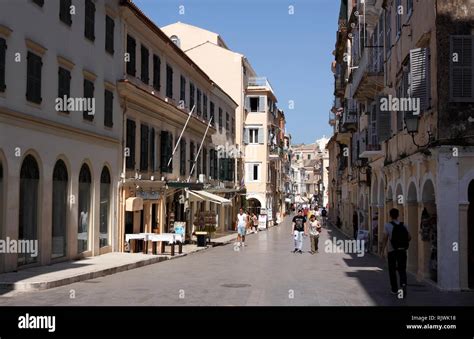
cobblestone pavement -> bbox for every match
[1,216,473,306]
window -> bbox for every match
[150,127,155,171]
[247,96,265,112]
[84,0,95,41]
[410,48,431,111]
[407,0,413,17]
[218,108,223,131]
[209,149,215,179]
[78,164,92,253]
[153,54,160,91]
[307,154,311,160]
[59,0,72,25]
[126,35,136,76]
[203,95,208,120]
[296,154,300,160]
[395,0,401,39]
[180,138,186,176]
[197,89,202,115]
[231,118,235,136]
[32,0,44,7]
[160,131,173,173]
[52,160,68,259]
[166,64,173,98]
[0,38,5,92]
[26,51,42,104]
[202,148,207,176]
[19,155,40,265]
[189,141,195,177]
[83,79,94,121]
[196,151,201,176]
[126,119,136,170]
[104,89,113,127]
[99,167,111,248]
[105,15,114,54]
[225,112,229,131]
[450,36,474,102]
[180,75,186,103]
[58,67,71,111]
[247,163,260,182]
[385,7,392,59]
[210,101,215,126]
[140,124,149,171]
[249,128,259,144]
[219,158,234,181]
[141,45,149,84]
[190,83,195,110]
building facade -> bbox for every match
[329,0,474,290]
[0,0,123,273]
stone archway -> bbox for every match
[406,182,419,274]
[247,198,262,216]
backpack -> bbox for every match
[390,221,409,250]
[321,209,327,217]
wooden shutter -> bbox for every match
[85,0,95,41]
[27,52,42,103]
[258,96,266,112]
[127,35,136,76]
[203,148,207,176]
[245,96,250,111]
[166,64,173,98]
[167,133,173,172]
[141,45,149,84]
[450,35,474,102]
[153,55,161,90]
[258,127,264,144]
[126,120,136,169]
[377,96,391,142]
[150,128,155,171]
[83,79,94,120]
[140,124,149,171]
[409,48,430,112]
[0,38,5,91]
[243,128,249,144]
[160,131,169,173]
[104,89,113,127]
[60,0,72,25]
[105,15,114,54]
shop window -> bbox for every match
[52,160,68,259]
[78,164,91,253]
[100,167,110,248]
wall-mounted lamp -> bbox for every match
[405,114,433,148]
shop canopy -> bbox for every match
[187,189,232,206]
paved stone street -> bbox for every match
[1,216,473,306]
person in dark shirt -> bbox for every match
[291,209,307,253]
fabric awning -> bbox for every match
[126,197,143,211]
[187,190,232,206]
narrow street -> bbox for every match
[1,217,472,306]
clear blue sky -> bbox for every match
[134,0,339,144]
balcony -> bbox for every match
[247,77,274,93]
[341,112,358,132]
[359,132,383,158]
[351,47,384,100]
[269,145,283,159]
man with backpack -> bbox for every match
[381,208,411,298]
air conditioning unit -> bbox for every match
[198,174,207,183]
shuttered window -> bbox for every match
[180,75,186,103]
[203,95,208,120]
[385,7,392,59]
[202,148,207,176]
[26,51,42,104]
[218,108,223,132]
[105,15,114,54]
[213,150,218,179]
[226,112,230,131]
[189,83,195,110]
[140,124,149,171]
[104,89,113,127]
[58,67,71,110]
[126,35,136,76]
[450,35,474,102]
[84,0,95,41]
[218,157,225,180]
[197,89,202,115]
[150,128,155,171]
[160,131,173,173]
[0,38,5,92]
[166,64,173,98]
[141,45,149,84]
[189,141,195,177]
[126,119,136,170]
[409,48,430,112]
[377,96,391,142]
[153,54,160,91]
[210,101,215,126]
[83,79,94,120]
[180,138,186,176]
[59,0,72,25]
[209,149,214,179]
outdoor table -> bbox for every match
[145,233,184,256]
[125,233,148,253]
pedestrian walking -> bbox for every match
[236,208,249,247]
[381,208,411,298]
[352,210,359,240]
[251,212,258,233]
[308,214,321,254]
[321,207,327,227]
[291,209,307,253]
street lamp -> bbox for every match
[405,114,432,148]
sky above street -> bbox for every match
[134,0,340,144]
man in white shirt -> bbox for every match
[236,208,249,247]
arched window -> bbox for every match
[170,35,181,48]
[99,167,111,248]
[52,160,68,259]
[78,164,92,253]
[19,155,39,266]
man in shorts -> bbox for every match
[236,208,249,247]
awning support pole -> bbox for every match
[168,105,196,167]
[188,116,213,182]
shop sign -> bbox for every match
[136,191,161,200]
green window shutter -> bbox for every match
[258,96,266,112]
[377,96,391,142]
[243,128,249,144]
[450,35,474,102]
[409,48,430,112]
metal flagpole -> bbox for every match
[188,116,213,182]
[168,105,195,167]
